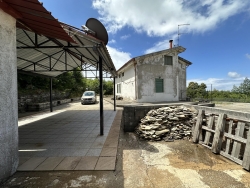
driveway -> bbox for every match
[2,101,250,187]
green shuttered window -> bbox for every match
[155,78,164,93]
[164,55,173,65]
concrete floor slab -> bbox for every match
[18,157,30,167]
[85,149,102,156]
[17,157,46,171]
[100,147,117,157]
[35,157,64,171]
[95,157,116,170]
[54,157,81,170]
[17,100,121,171]
[74,156,99,170]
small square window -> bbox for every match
[164,55,173,65]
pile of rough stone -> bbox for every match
[135,106,198,142]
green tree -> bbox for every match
[187,82,198,98]
[18,68,86,98]
[232,77,250,95]
[187,82,207,99]
[103,80,113,95]
[86,78,100,94]
[18,73,50,90]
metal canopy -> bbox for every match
[17,24,117,77]
[1,0,117,78]
[2,0,117,138]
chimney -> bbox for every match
[169,40,173,48]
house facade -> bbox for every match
[115,41,192,103]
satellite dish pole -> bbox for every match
[82,18,109,136]
[178,24,190,46]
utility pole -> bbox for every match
[211,84,212,102]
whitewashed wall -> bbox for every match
[178,61,187,100]
[0,9,18,183]
[115,48,188,103]
[115,64,136,100]
[136,50,186,103]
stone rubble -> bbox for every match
[135,106,198,142]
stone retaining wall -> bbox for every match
[24,97,80,112]
[123,103,250,132]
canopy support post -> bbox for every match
[99,55,104,135]
[50,77,53,112]
[113,77,116,111]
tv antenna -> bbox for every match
[178,24,190,46]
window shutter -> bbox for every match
[164,56,173,65]
[155,78,164,93]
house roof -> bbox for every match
[1,0,75,43]
[117,46,191,73]
[178,56,192,66]
[1,0,117,77]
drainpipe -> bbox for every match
[177,75,179,101]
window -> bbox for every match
[117,84,121,93]
[122,72,124,77]
[164,55,173,65]
[155,78,164,93]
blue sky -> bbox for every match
[41,0,250,91]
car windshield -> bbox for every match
[84,92,94,96]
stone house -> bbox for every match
[115,40,192,102]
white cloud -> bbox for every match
[187,77,245,91]
[145,38,178,54]
[109,39,116,44]
[93,0,249,36]
[246,53,250,60]
[228,72,241,78]
[121,34,130,40]
[107,46,132,70]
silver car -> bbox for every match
[81,91,97,104]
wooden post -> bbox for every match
[211,113,226,154]
[225,120,233,154]
[243,131,250,170]
[204,116,214,145]
[232,122,245,158]
[193,110,205,143]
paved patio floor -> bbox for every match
[17,100,122,171]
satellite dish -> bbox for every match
[85,18,108,45]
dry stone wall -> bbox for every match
[135,106,198,141]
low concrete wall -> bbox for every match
[185,104,250,122]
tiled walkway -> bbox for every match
[17,101,122,171]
